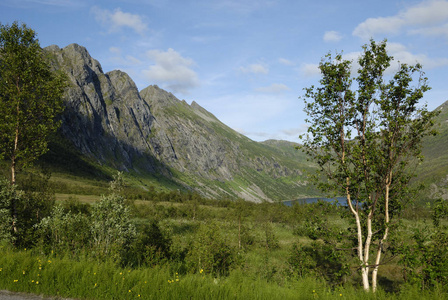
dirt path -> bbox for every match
[0,290,75,300]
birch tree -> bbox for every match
[299,40,438,292]
[0,22,66,232]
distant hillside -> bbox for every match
[418,100,448,199]
[43,44,317,202]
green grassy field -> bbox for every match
[1,191,447,300]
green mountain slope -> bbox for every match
[37,44,318,202]
[417,100,448,199]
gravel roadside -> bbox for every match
[0,290,76,300]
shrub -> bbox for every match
[289,241,350,285]
[35,204,91,255]
[186,222,236,276]
[122,220,172,267]
[399,198,448,291]
[263,222,280,250]
[15,171,55,248]
[90,192,136,261]
[0,178,16,243]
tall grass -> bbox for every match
[0,246,446,300]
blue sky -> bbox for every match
[1,0,448,142]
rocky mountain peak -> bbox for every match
[140,85,180,108]
[45,44,313,202]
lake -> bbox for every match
[283,197,348,207]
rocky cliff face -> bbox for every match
[46,44,313,202]
[47,44,161,173]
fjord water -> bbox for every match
[283,197,347,207]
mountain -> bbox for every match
[45,44,316,202]
[418,100,448,200]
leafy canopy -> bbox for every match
[298,39,439,292]
[0,21,66,181]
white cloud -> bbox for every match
[353,0,448,40]
[255,83,290,93]
[409,23,448,38]
[240,63,269,74]
[91,6,148,35]
[323,30,342,42]
[302,42,448,84]
[353,16,404,39]
[386,42,448,69]
[281,125,308,138]
[301,63,320,77]
[142,48,199,94]
[278,58,295,66]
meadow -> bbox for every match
[0,170,447,299]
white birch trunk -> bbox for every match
[345,178,370,291]
[372,183,390,292]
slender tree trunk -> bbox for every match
[372,183,390,292]
[11,157,18,235]
[345,178,370,291]
[11,126,20,234]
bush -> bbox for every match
[398,199,448,291]
[289,241,350,285]
[35,204,91,256]
[122,220,172,267]
[14,171,56,248]
[90,192,136,261]
[186,222,237,276]
[0,178,15,243]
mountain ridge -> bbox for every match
[42,43,448,202]
[45,43,315,202]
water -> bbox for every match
[283,197,347,207]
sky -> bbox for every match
[1,0,448,142]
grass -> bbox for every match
[1,246,446,300]
[1,166,446,299]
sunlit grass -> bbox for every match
[1,247,446,300]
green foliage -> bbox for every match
[289,241,350,285]
[0,178,16,243]
[299,39,439,291]
[35,204,91,256]
[290,201,352,285]
[0,21,66,182]
[263,222,280,250]
[398,199,448,291]
[14,171,55,248]
[186,222,237,276]
[90,192,136,260]
[122,220,173,267]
